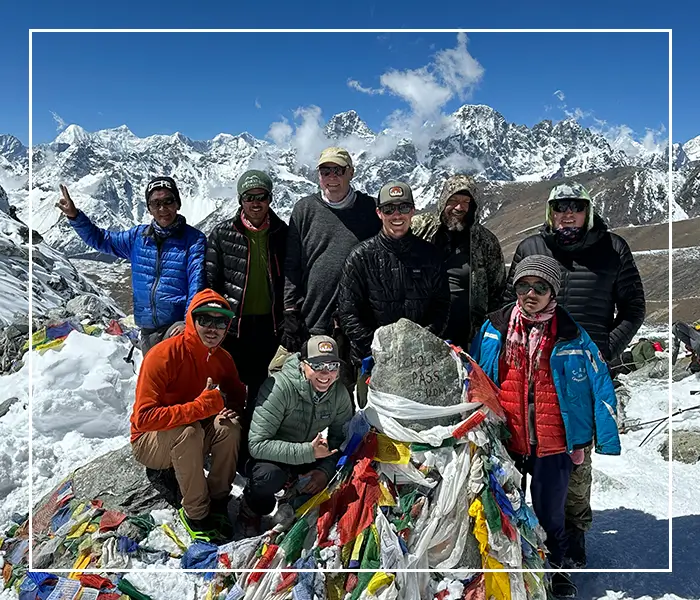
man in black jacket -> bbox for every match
[205,170,287,421]
[337,181,451,406]
[505,181,646,568]
[282,147,381,391]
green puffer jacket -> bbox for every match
[248,353,353,480]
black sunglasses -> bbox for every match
[241,192,271,204]
[515,281,552,296]
[306,361,341,372]
[318,166,347,177]
[379,202,413,216]
[194,314,230,329]
[148,196,177,209]
[550,199,587,213]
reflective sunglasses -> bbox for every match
[148,196,177,209]
[194,314,230,330]
[318,165,347,177]
[550,199,587,213]
[241,192,271,203]
[515,281,552,296]
[379,202,413,216]
[306,361,341,372]
[147,180,174,194]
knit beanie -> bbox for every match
[145,176,181,208]
[513,255,562,296]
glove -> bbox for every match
[280,310,307,353]
[570,449,585,465]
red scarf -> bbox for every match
[505,300,557,380]
[240,211,270,232]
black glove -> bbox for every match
[280,310,307,353]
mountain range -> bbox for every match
[0,104,697,257]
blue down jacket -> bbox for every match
[69,211,206,329]
[471,304,621,455]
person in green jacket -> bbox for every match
[240,334,353,531]
[631,337,657,370]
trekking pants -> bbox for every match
[132,415,241,520]
[243,459,323,516]
[565,444,593,533]
[515,447,574,566]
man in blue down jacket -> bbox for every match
[58,177,206,354]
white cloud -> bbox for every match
[553,89,566,102]
[290,106,328,166]
[266,118,293,146]
[51,111,67,132]
[255,99,262,109]
[347,79,384,95]
[349,33,484,120]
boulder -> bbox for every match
[34,444,177,519]
[659,431,700,464]
[626,357,668,381]
[66,293,117,322]
[369,318,464,430]
[672,357,700,382]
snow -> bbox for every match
[0,325,699,598]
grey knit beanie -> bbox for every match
[513,255,562,296]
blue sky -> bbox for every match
[2,0,696,145]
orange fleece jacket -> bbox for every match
[130,289,247,442]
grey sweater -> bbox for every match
[284,191,380,335]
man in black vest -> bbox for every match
[206,170,287,422]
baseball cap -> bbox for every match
[237,170,273,196]
[377,181,414,208]
[303,335,342,365]
[191,302,235,319]
[317,147,353,168]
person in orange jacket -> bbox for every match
[130,289,247,539]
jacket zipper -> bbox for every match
[268,244,277,334]
[237,233,251,337]
[150,237,163,328]
[305,401,318,442]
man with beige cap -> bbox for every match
[281,147,380,391]
[337,181,450,406]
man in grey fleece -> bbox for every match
[281,147,381,390]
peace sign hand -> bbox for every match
[57,184,78,219]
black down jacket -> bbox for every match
[205,209,288,336]
[337,231,451,364]
[505,215,645,361]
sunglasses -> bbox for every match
[550,199,587,213]
[241,192,271,203]
[515,281,552,296]
[379,202,413,216]
[194,314,230,330]
[147,180,174,194]
[148,196,177,209]
[318,165,347,177]
[306,361,341,372]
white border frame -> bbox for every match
[28,27,673,575]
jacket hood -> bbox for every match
[184,288,234,352]
[437,174,480,214]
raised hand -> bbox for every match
[56,184,78,219]
[311,432,337,459]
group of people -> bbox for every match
[57,144,646,590]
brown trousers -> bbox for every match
[132,416,241,520]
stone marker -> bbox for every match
[369,318,464,430]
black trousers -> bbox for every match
[513,447,574,566]
[223,314,279,419]
[672,322,700,364]
[243,459,320,516]
[140,321,183,356]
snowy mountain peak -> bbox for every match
[0,134,28,163]
[683,135,700,162]
[55,124,90,146]
[324,110,375,141]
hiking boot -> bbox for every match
[178,508,226,543]
[210,495,232,517]
[550,571,577,599]
[565,528,587,568]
